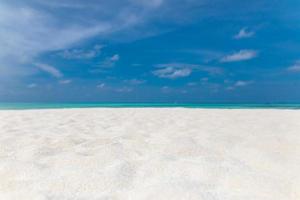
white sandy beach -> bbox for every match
[0,108,299,200]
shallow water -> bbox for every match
[1,103,300,110]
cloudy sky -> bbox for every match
[1,0,300,103]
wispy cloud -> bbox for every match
[0,0,167,80]
[59,45,103,59]
[154,67,192,79]
[99,54,120,68]
[0,0,270,86]
[153,63,194,79]
[96,83,106,89]
[110,55,120,62]
[153,63,223,79]
[1,0,263,62]
[226,80,253,90]
[1,0,211,69]
[220,50,258,62]
[59,79,72,84]
[287,61,300,72]
[0,3,108,64]
[234,28,255,39]
[235,80,252,87]
[35,63,63,78]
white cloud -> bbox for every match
[153,63,222,79]
[220,50,258,62]
[99,54,120,68]
[234,28,255,39]
[226,80,253,90]
[153,63,195,79]
[35,63,63,78]
[0,3,108,64]
[0,0,254,65]
[0,0,265,85]
[59,45,103,59]
[110,54,120,62]
[2,0,203,71]
[59,79,72,84]
[235,80,252,87]
[287,61,300,72]
[0,0,168,80]
[96,83,106,88]
[154,67,192,79]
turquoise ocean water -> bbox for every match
[0,103,300,110]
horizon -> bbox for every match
[1,0,300,103]
[2,102,300,111]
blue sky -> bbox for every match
[1,0,300,103]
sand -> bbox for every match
[0,108,299,200]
